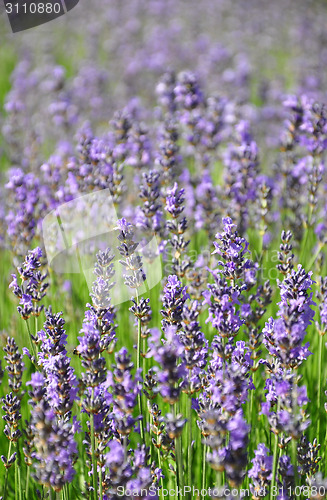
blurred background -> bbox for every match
[0,0,327,157]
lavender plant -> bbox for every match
[2,3,327,498]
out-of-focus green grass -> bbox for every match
[0,45,16,107]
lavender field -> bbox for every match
[1,1,327,499]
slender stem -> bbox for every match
[143,336,147,389]
[176,400,184,496]
[307,242,324,272]
[16,427,23,500]
[317,333,323,444]
[187,395,192,493]
[270,431,279,500]
[292,439,298,488]
[99,463,103,500]
[90,389,98,500]
[216,470,222,488]
[202,444,207,500]
[247,367,257,489]
[143,336,150,454]
[300,204,313,265]
[137,319,145,442]
[300,227,309,265]
[270,396,280,500]
[3,440,12,498]
[249,386,254,432]
[15,454,18,500]
[175,436,183,500]
[173,404,180,500]
[64,484,69,500]
[157,445,164,497]
[25,320,38,368]
[136,290,145,444]
[25,466,30,500]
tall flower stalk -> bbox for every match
[315,276,327,444]
[116,218,147,443]
[9,247,48,366]
[262,240,315,497]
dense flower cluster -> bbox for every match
[263,264,315,369]
[9,247,48,321]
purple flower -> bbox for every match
[105,440,125,467]
[249,444,273,498]
[174,71,204,110]
[28,394,77,491]
[116,218,146,289]
[212,217,254,286]
[263,265,315,369]
[10,247,48,321]
[27,372,45,388]
[36,308,78,416]
[148,325,186,405]
[180,300,208,393]
[261,364,310,439]
[165,183,185,218]
[161,275,189,332]
[138,170,162,233]
[105,347,141,437]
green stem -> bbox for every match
[300,204,314,264]
[175,435,183,500]
[317,333,323,444]
[307,242,325,272]
[64,484,69,500]
[15,454,18,500]
[143,336,151,454]
[99,462,103,500]
[173,404,182,500]
[16,429,23,500]
[157,446,164,497]
[187,395,192,494]
[25,321,38,368]
[270,395,281,500]
[3,440,12,498]
[135,292,145,444]
[249,384,254,425]
[90,389,98,500]
[202,444,207,500]
[292,439,298,488]
[25,466,30,500]
[270,431,279,500]
[143,336,147,388]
